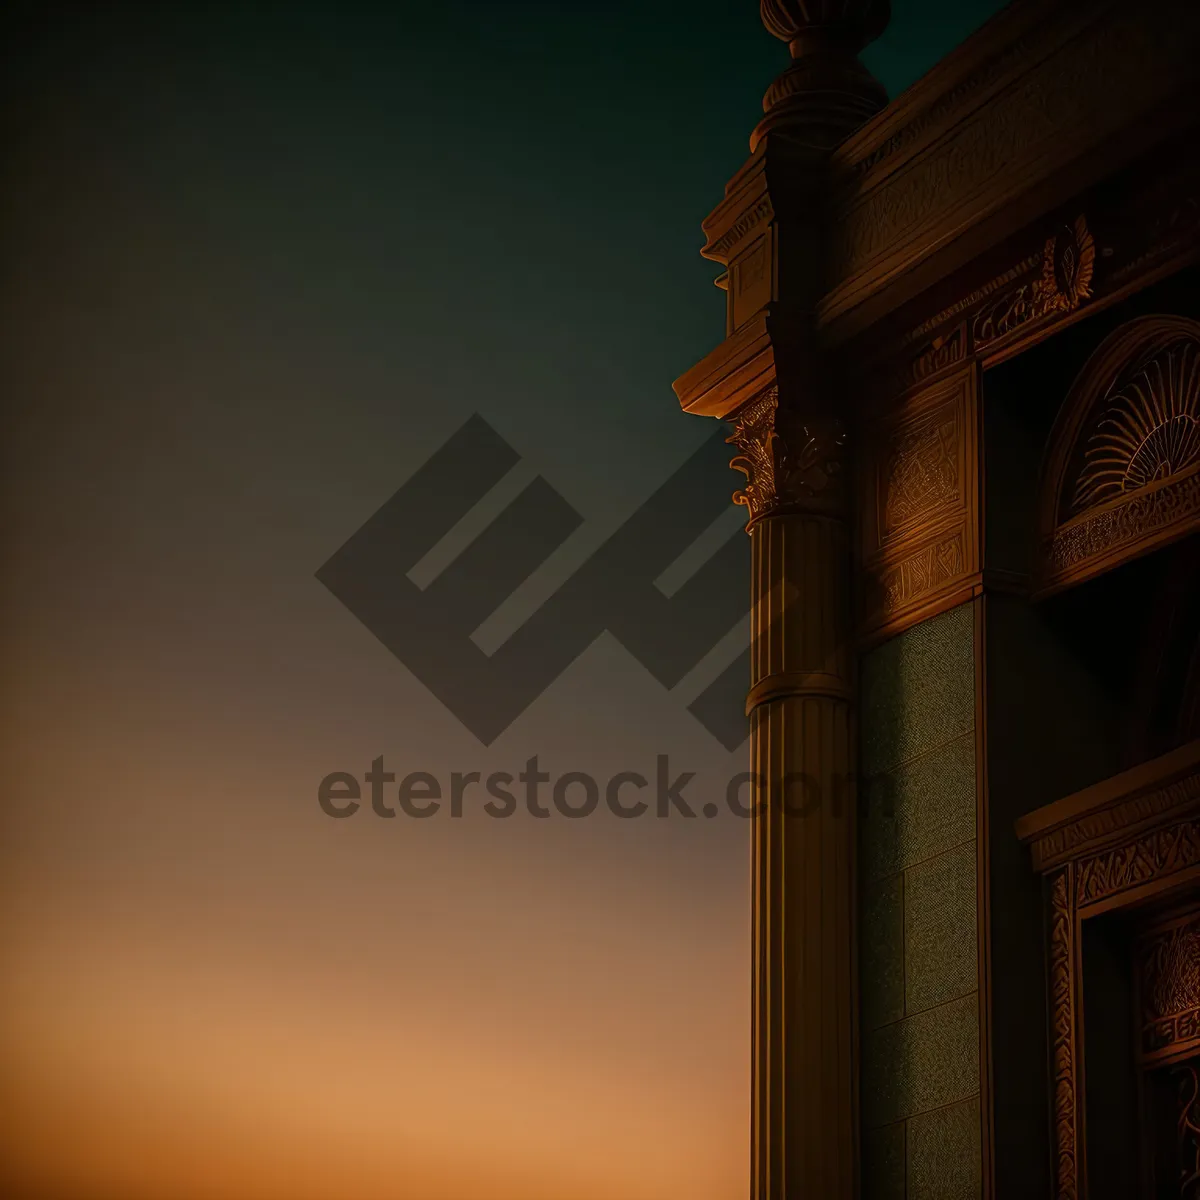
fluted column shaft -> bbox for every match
[749,506,856,1200]
[672,6,889,1197]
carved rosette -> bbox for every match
[726,386,848,527]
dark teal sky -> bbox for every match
[1,4,1008,1198]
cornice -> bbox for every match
[701,148,769,265]
[672,312,775,420]
[833,0,1066,190]
[819,0,1200,344]
[1016,739,1200,873]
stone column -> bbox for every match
[673,3,890,1196]
[729,387,857,1198]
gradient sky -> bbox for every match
[2,3,1005,1197]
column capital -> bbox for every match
[726,384,848,527]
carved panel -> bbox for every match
[881,411,959,539]
[1075,819,1200,911]
[861,367,977,637]
[1136,908,1200,1065]
[1048,867,1080,1200]
[876,531,964,614]
[1036,316,1200,596]
[730,231,774,333]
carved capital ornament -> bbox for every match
[726,386,848,526]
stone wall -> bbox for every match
[859,601,982,1199]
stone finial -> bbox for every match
[752,0,891,151]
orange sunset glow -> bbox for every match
[2,0,1013,1196]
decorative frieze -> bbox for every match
[972,215,1095,349]
[823,0,1200,334]
[852,130,1200,410]
[1075,819,1200,909]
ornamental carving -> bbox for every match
[827,3,1199,301]
[1036,316,1200,596]
[1030,771,1200,872]
[859,137,1200,403]
[728,388,782,523]
[860,369,975,637]
[1071,337,1200,514]
[1137,912,1200,1061]
[1075,819,1200,910]
[846,29,1038,180]
[882,413,958,534]
[877,532,963,612]
[908,324,966,387]
[1020,747,1200,1200]
[1045,471,1200,577]
[1049,868,1079,1200]
[726,386,847,526]
[973,216,1095,349]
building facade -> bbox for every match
[672,1,1200,1196]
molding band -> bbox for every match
[746,670,853,715]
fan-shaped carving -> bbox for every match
[1035,315,1200,596]
[1072,338,1200,513]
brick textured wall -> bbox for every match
[859,601,982,1200]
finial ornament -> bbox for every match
[753,0,891,151]
[760,0,891,51]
